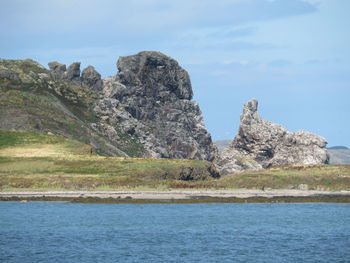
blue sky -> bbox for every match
[1,0,349,146]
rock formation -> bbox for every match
[64,62,81,84]
[48,62,66,79]
[46,51,217,161]
[215,99,329,175]
[81,66,103,91]
[48,61,103,91]
[94,51,217,160]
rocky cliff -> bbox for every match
[0,51,216,162]
[215,99,329,175]
[96,51,216,160]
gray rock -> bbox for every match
[117,51,193,100]
[81,66,103,91]
[16,52,217,164]
[94,51,217,161]
[48,61,66,79]
[215,99,329,175]
[64,62,81,84]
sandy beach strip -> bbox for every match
[1,190,350,201]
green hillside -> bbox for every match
[0,59,142,157]
[0,130,216,190]
[0,130,349,191]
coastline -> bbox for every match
[1,190,350,203]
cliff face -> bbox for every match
[0,52,217,161]
[95,51,216,160]
[215,99,329,175]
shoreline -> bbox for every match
[1,190,350,203]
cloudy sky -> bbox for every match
[1,0,349,146]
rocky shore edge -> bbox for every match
[1,190,350,204]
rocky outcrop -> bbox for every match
[94,51,217,160]
[215,99,329,175]
[46,52,217,161]
[64,62,81,84]
[2,54,217,168]
[81,66,103,91]
[48,62,66,79]
[48,62,103,91]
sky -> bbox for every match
[1,0,349,147]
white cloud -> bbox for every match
[0,0,317,35]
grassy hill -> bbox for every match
[0,59,142,157]
[1,130,349,191]
[0,130,215,191]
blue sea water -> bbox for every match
[0,202,349,263]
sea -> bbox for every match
[0,202,349,263]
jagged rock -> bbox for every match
[94,51,217,160]
[81,66,103,91]
[48,62,103,91]
[215,99,329,175]
[1,53,217,170]
[117,51,193,100]
[48,62,66,79]
[64,62,81,84]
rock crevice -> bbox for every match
[47,51,217,161]
[94,51,216,160]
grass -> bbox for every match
[0,130,92,156]
[217,165,350,191]
[0,130,349,192]
[0,156,213,191]
[0,58,145,157]
[1,159,349,191]
[0,130,214,190]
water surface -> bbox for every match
[1,202,349,262]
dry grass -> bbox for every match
[0,144,76,157]
[0,130,349,191]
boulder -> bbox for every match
[64,62,81,84]
[81,65,103,91]
[48,61,66,79]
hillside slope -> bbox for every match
[1,130,349,191]
[0,59,141,156]
[0,52,217,160]
[0,130,217,190]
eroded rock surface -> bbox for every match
[64,62,81,84]
[82,66,103,91]
[215,99,329,175]
[94,51,217,160]
[48,62,103,91]
[46,52,217,161]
